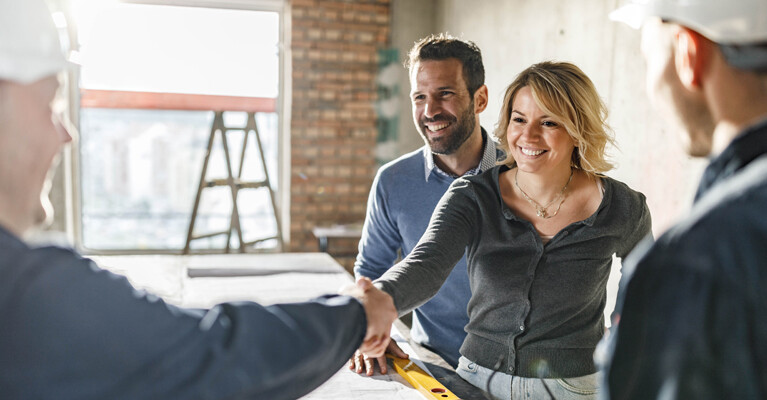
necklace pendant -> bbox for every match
[537,209,547,218]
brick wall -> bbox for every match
[289,0,391,272]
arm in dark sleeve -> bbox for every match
[375,179,476,315]
[354,170,402,281]
[2,247,365,400]
[211,295,367,400]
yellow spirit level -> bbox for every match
[386,355,461,400]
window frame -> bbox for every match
[65,0,291,254]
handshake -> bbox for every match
[339,277,398,358]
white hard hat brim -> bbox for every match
[609,0,767,45]
[608,3,648,31]
[0,0,74,84]
[0,52,72,84]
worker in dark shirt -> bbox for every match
[600,0,767,398]
[0,1,396,399]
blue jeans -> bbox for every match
[456,356,599,400]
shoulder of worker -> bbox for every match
[634,155,767,280]
[0,228,93,284]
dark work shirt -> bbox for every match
[0,226,366,400]
[600,118,767,399]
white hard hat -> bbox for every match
[610,0,767,45]
[611,0,767,71]
[0,0,69,83]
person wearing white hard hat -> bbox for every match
[0,0,396,398]
[597,0,767,399]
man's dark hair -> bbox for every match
[405,33,485,96]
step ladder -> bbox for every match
[183,111,282,254]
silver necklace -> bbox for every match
[514,168,574,219]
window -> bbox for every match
[72,0,286,252]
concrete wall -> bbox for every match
[392,0,708,235]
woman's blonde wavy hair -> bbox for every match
[495,61,615,177]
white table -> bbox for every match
[90,253,480,399]
[311,223,363,253]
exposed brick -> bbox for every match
[344,101,373,110]
[341,52,355,63]
[307,28,322,40]
[290,0,390,252]
[322,10,339,21]
[348,3,378,13]
[305,166,319,177]
[320,128,337,138]
[292,49,307,61]
[321,51,341,62]
[292,19,316,29]
[353,71,373,81]
[356,52,373,63]
[291,40,313,49]
[307,50,322,61]
[338,167,353,178]
[320,21,385,33]
[338,110,353,120]
[320,91,336,101]
[354,165,372,177]
[320,110,337,120]
[356,13,372,24]
[341,11,355,21]
[325,29,342,41]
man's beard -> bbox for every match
[419,99,476,155]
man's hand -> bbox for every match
[349,339,409,376]
[339,277,397,358]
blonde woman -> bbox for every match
[364,61,651,399]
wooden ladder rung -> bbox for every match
[191,230,229,241]
[237,180,268,189]
[205,178,231,187]
[205,178,268,189]
[242,236,279,246]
